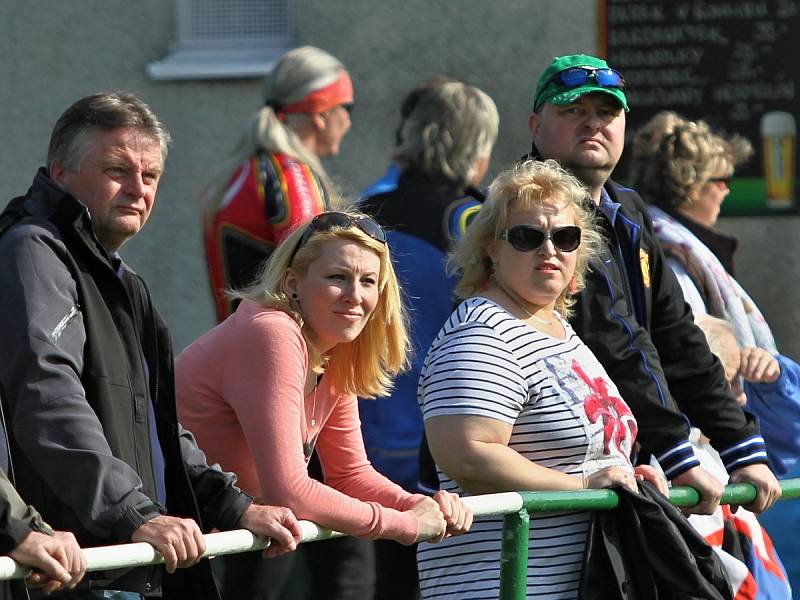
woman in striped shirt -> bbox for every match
[417,160,667,599]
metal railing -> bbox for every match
[499,479,800,599]
[0,479,798,599]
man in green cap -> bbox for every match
[527,54,781,515]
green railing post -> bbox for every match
[499,509,529,600]
[497,479,800,598]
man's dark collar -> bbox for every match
[397,167,486,201]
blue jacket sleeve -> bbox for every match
[743,354,800,477]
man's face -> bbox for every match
[51,127,163,251]
[529,93,625,186]
[315,103,352,157]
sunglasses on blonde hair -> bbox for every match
[289,212,387,265]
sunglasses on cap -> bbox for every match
[289,212,386,265]
[544,66,625,90]
[498,225,582,253]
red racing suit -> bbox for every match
[204,150,329,321]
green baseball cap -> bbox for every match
[533,54,629,113]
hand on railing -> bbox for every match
[431,490,473,539]
[131,515,206,574]
[728,463,782,513]
[634,465,669,496]
[10,530,86,594]
[238,503,302,557]
[671,466,724,515]
[411,496,447,543]
[583,466,638,492]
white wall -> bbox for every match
[2,1,795,360]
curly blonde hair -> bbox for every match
[232,209,410,398]
[448,159,602,317]
[629,111,753,209]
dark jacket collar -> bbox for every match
[2,167,87,226]
[0,168,116,273]
[396,168,486,202]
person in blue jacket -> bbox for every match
[359,79,498,600]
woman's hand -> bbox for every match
[584,466,638,493]
[431,490,473,537]
[410,496,447,544]
[634,464,669,496]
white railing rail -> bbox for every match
[0,492,526,581]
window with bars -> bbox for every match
[147,0,294,80]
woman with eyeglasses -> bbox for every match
[176,211,472,599]
[630,111,798,598]
[629,111,776,357]
[202,45,354,323]
[416,160,666,599]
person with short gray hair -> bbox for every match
[0,91,302,599]
[392,80,498,188]
[359,79,498,600]
[46,91,171,174]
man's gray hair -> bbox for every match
[392,81,499,186]
[47,91,171,172]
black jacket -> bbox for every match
[570,179,765,476]
[360,168,485,254]
[0,170,252,597]
[580,482,732,600]
[521,148,766,477]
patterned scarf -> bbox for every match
[648,205,777,354]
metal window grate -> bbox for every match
[178,0,291,48]
[147,0,293,79]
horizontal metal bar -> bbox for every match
[0,479,796,580]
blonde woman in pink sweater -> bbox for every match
[175,211,471,598]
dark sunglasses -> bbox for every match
[289,212,386,265]
[707,176,731,187]
[498,225,582,253]
[340,103,354,114]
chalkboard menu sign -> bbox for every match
[600,0,799,214]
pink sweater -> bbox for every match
[175,300,422,544]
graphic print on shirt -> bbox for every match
[572,359,637,462]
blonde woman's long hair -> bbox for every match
[232,212,410,398]
[203,46,348,219]
[449,159,602,317]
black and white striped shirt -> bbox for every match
[417,297,636,599]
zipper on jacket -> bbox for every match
[616,212,647,327]
[597,267,672,411]
[597,211,638,322]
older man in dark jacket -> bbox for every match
[0,92,302,599]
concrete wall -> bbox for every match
[718,216,800,359]
[1,1,797,360]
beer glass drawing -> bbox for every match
[761,111,796,209]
